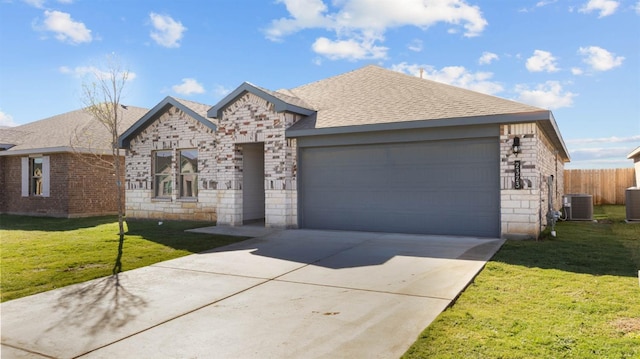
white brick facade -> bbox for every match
[121,70,567,240]
[215,93,301,228]
[124,107,566,238]
[124,105,217,221]
[500,123,565,239]
[123,96,301,228]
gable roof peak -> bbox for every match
[118,96,215,149]
[207,82,314,119]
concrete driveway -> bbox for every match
[1,229,504,359]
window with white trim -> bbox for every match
[21,156,50,197]
[31,157,43,195]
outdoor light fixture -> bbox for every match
[512,136,521,156]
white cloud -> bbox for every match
[23,0,74,6]
[478,51,498,65]
[566,136,640,169]
[569,147,634,162]
[266,0,487,61]
[0,109,18,127]
[578,46,624,71]
[59,65,137,81]
[515,81,576,109]
[571,67,584,75]
[567,135,640,145]
[519,0,558,12]
[579,0,619,17]
[536,0,558,7]
[23,0,46,8]
[39,10,92,44]
[172,78,205,95]
[312,36,387,60]
[149,13,186,48]
[565,148,636,168]
[213,84,231,98]
[391,62,504,95]
[266,0,331,40]
[635,1,640,14]
[407,39,423,52]
[525,50,559,72]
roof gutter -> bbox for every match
[0,146,123,157]
[286,111,570,162]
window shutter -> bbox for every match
[21,157,29,197]
[42,156,50,197]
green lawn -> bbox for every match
[0,215,245,302]
[403,205,640,358]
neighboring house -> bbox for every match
[0,105,148,217]
[119,65,570,239]
[627,146,640,186]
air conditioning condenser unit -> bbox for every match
[626,188,640,222]
[563,194,593,221]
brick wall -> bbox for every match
[125,105,217,221]
[499,123,565,239]
[216,92,300,228]
[67,154,124,217]
[0,156,6,212]
[0,153,122,217]
[1,154,69,216]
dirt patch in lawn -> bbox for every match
[610,317,640,335]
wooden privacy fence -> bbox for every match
[563,168,636,205]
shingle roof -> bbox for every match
[174,97,214,121]
[0,105,148,155]
[287,65,543,130]
[210,65,568,161]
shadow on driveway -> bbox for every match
[199,229,504,269]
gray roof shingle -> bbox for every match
[173,97,215,122]
[0,105,148,155]
[287,65,544,130]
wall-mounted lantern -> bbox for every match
[512,136,521,156]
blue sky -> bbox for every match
[0,0,638,168]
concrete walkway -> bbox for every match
[1,229,504,359]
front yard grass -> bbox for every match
[403,205,640,358]
[0,215,245,302]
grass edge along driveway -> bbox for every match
[0,215,246,302]
[403,205,640,358]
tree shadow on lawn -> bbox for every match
[0,214,117,232]
[124,219,247,253]
[492,220,640,278]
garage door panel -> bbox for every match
[300,138,499,237]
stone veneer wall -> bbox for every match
[124,106,217,221]
[216,92,300,228]
[537,125,565,220]
[500,123,565,239]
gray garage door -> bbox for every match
[299,137,499,237]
